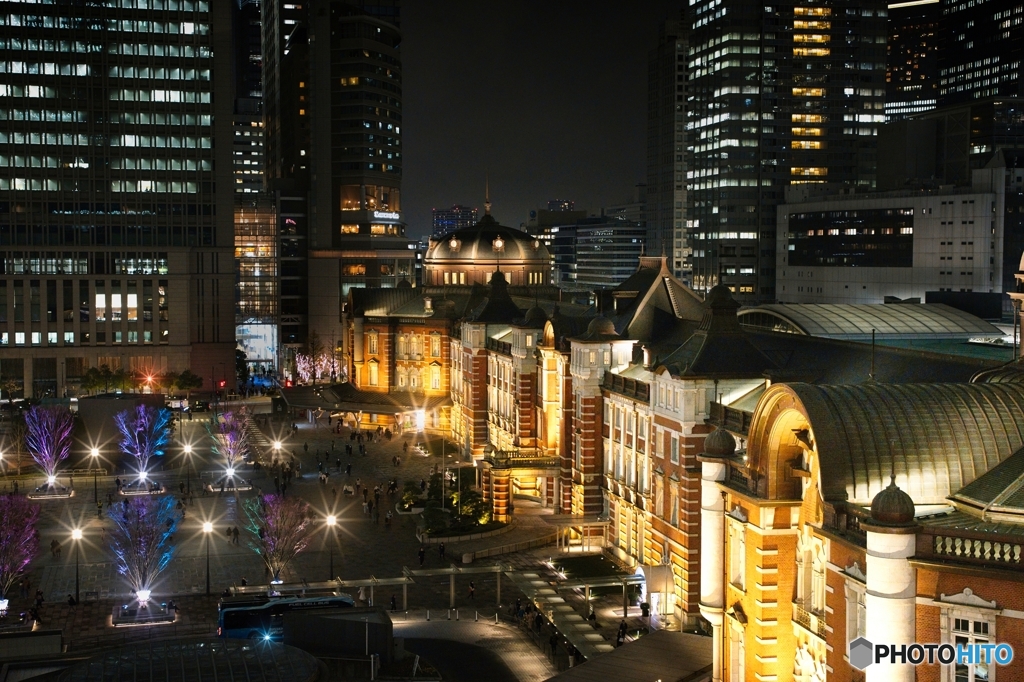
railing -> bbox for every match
[917,531,1023,568]
[709,401,752,436]
[486,337,512,356]
[822,502,869,545]
[483,449,559,469]
[601,374,650,401]
[792,603,826,639]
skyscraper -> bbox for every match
[0,1,236,398]
[938,0,1024,105]
[646,19,688,280]
[685,0,888,301]
[262,1,413,378]
[432,205,479,237]
[885,0,940,120]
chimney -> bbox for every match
[424,296,433,313]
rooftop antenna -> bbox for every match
[869,328,876,381]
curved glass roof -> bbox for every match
[60,638,320,682]
[738,303,1002,340]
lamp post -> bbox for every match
[326,515,337,580]
[203,522,213,595]
[90,448,99,503]
[183,444,193,495]
[71,528,82,603]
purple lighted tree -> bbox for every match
[24,405,74,486]
[107,496,178,601]
[0,496,40,604]
[207,408,250,474]
[243,494,314,583]
[115,405,172,481]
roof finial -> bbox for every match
[485,174,492,216]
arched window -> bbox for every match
[367,359,379,386]
[397,368,407,388]
[429,333,441,357]
[367,330,378,355]
[430,364,441,390]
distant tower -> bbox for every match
[485,177,492,216]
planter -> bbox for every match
[395,502,425,515]
[415,520,513,545]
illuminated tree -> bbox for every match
[115,405,173,480]
[0,496,39,603]
[243,494,314,583]
[207,408,250,472]
[24,405,74,484]
[107,496,179,601]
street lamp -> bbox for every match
[90,448,99,503]
[325,515,337,580]
[71,528,82,603]
[183,443,193,495]
[202,522,213,595]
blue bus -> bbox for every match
[217,594,355,640]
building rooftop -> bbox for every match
[738,303,1002,341]
[752,382,1024,505]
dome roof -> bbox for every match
[426,215,550,264]
[587,316,616,336]
[702,427,737,457]
[869,476,916,526]
[523,304,547,327]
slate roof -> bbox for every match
[950,446,1024,516]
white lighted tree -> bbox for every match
[115,404,173,480]
[107,496,178,601]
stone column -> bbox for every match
[698,457,727,682]
[864,528,917,682]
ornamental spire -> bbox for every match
[485,174,491,216]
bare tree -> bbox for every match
[107,496,179,601]
[115,404,172,480]
[243,494,314,583]
[4,415,29,476]
[207,407,250,472]
[24,405,74,484]
[0,496,39,603]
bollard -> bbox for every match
[495,613,498,624]
[426,610,430,621]
[456,609,459,621]
[475,611,478,622]
[447,609,451,620]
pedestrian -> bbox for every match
[303,442,308,454]
[336,457,341,471]
[439,542,445,561]
[385,511,392,529]
[67,594,77,607]
[346,463,352,476]
[367,499,373,516]
[418,546,425,566]
[390,594,397,611]
[179,481,185,495]
[97,501,103,518]
[468,581,475,600]
[233,526,240,544]
[54,542,61,559]
[362,501,369,515]
[226,527,233,544]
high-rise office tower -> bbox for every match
[262,1,412,378]
[233,0,265,195]
[938,0,1024,106]
[547,199,575,212]
[885,0,940,120]
[685,0,888,301]
[0,1,235,399]
[432,205,479,237]
[646,19,689,281]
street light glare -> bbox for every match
[326,515,337,526]
[71,528,83,540]
[226,467,235,477]
[90,448,99,458]
[273,441,282,450]
[202,522,213,533]
[184,444,193,454]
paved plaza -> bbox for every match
[2,401,671,678]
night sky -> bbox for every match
[401,1,683,237]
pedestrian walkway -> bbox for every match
[393,615,557,682]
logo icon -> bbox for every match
[850,637,874,670]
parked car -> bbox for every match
[166,397,189,411]
[191,400,211,413]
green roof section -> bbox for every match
[738,303,1003,341]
